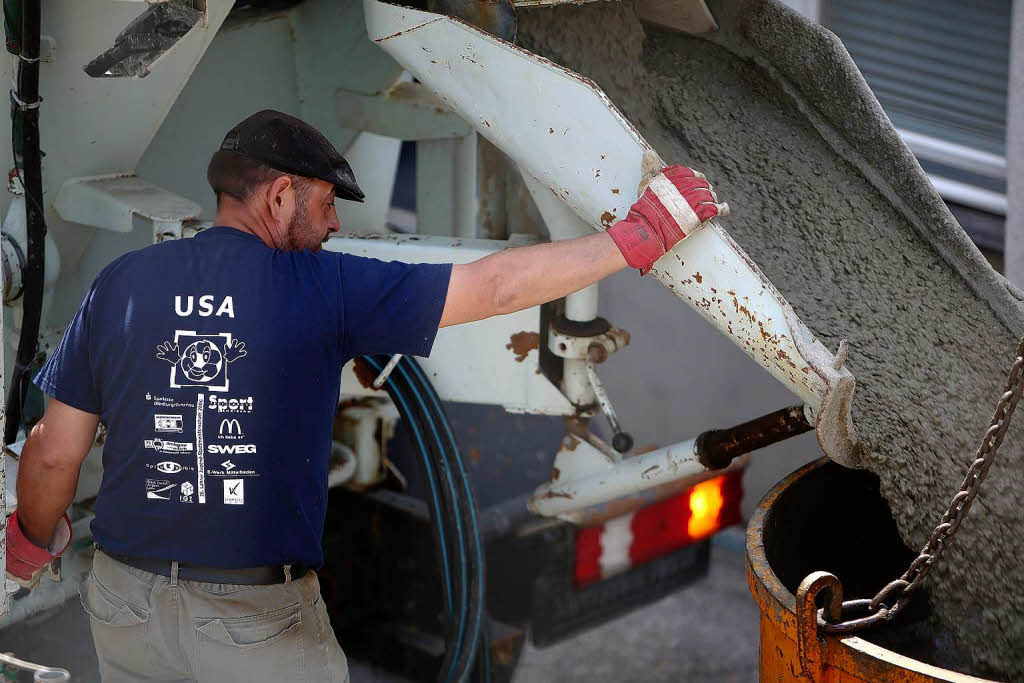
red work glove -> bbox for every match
[5,510,71,590]
[607,165,728,274]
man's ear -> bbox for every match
[266,175,294,222]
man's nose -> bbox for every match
[329,205,341,232]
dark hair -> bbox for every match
[207,150,310,204]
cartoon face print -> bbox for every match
[181,340,224,381]
[156,331,247,392]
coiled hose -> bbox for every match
[360,355,490,683]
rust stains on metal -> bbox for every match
[351,358,381,390]
[542,490,573,500]
[611,188,620,194]
[758,321,782,346]
[506,331,540,362]
[552,467,561,480]
[696,405,811,469]
[694,271,703,283]
[776,349,797,369]
[562,434,581,451]
[600,211,617,228]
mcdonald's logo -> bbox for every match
[219,418,243,437]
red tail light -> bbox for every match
[573,471,743,587]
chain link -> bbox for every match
[819,333,1024,634]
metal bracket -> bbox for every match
[338,81,472,141]
[547,324,630,362]
[54,174,201,239]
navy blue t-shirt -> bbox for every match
[34,226,451,568]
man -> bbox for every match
[5,110,724,682]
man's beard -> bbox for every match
[285,202,311,251]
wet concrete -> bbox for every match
[519,1,1024,677]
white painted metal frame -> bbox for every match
[364,0,857,467]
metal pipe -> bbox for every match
[529,437,703,517]
[453,132,478,239]
[695,404,812,470]
[898,128,1006,180]
[584,356,632,452]
[927,173,1007,216]
[565,284,598,321]
[0,653,70,681]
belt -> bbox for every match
[98,547,309,585]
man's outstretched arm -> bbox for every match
[441,231,626,328]
[440,165,726,328]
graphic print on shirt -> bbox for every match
[154,414,183,432]
[142,438,193,454]
[155,331,247,392]
[196,393,206,504]
[145,479,175,500]
[223,479,244,505]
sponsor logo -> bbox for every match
[207,444,256,455]
[146,479,174,500]
[223,479,244,505]
[221,460,236,471]
[151,398,195,409]
[145,462,194,473]
[218,418,244,439]
[144,439,194,454]
[207,396,254,414]
[154,414,183,433]
[156,461,182,474]
[180,481,195,503]
[207,467,259,477]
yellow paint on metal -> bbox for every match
[746,459,998,683]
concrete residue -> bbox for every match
[519,0,1024,677]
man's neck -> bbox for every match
[213,198,285,250]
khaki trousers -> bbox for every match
[80,549,349,683]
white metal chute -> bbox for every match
[364,0,857,465]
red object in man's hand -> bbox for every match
[607,165,728,273]
[5,510,71,589]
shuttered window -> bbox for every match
[828,0,1011,157]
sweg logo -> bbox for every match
[219,419,243,437]
[207,444,256,455]
[156,461,182,474]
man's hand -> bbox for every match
[5,510,71,590]
[607,165,728,273]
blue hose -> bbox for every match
[360,356,455,617]
[361,355,490,682]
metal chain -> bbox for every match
[819,333,1024,634]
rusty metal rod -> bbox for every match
[696,404,812,470]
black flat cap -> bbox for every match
[220,110,365,203]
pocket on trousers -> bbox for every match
[196,603,305,682]
[80,573,151,674]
